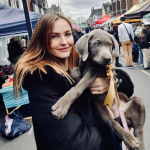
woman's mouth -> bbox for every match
[58,47,69,52]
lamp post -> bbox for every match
[22,0,33,39]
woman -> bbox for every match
[140,27,150,70]
[13,13,134,150]
[108,25,122,67]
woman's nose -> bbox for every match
[60,36,67,45]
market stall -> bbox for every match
[124,1,150,19]
[95,14,111,24]
[113,0,149,24]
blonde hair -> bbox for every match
[13,12,79,97]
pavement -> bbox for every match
[0,49,150,150]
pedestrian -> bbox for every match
[132,22,139,63]
[140,27,150,69]
[146,25,150,44]
[118,17,134,68]
[104,25,108,31]
[108,25,122,67]
[7,37,15,62]
[10,41,24,64]
[133,22,138,34]
[85,24,92,33]
[135,22,144,66]
[73,27,84,44]
[13,12,134,150]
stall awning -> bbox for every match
[95,14,111,24]
[0,3,44,38]
[113,0,149,24]
[125,1,150,19]
[143,13,150,25]
[78,24,87,29]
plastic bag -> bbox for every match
[0,110,31,139]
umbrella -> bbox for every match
[95,14,111,24]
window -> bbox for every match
[16,0,19,8]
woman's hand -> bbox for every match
[89,77,109,95]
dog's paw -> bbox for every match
[51,98,71,119]
[123,133,139,150]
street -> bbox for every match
[0,51,150,150]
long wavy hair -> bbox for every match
[140,27,147,41]
[13,12,79,97]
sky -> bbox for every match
[47,0,111,20]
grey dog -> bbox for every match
[52,29,145,150]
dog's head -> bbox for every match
[75,29,119,65]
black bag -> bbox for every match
[123,24,133,42]
[0,110,31,139]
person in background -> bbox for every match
[108,25,122,67]
[10,41,24,64]
[133,22,138,34]
[132,22,139,63]
[135,22,144,67]
[118,17,134,69]
[140,27,150,70]
[85,24,92,33]
[104,25,108,31]
[73,27,84,44]
[146,25,150,44]
[20,36,26,50]
[7,38,15,62]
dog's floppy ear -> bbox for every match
[75,34,91,61]
[109,34,119,57]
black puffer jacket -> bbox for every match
[22,66,134,150]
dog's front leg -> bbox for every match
[52,68,98,119]
[95,102,139,150]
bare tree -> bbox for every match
[76,16,86,25]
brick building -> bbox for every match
[1,0,48,14]
[102,2,113,17]
[111,0,148,17]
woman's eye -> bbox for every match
[66,33,71,36]
[52,35,58,38]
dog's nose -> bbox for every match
[103,54,111,64]
[104,58,111,64]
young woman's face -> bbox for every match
[50,18,74,59]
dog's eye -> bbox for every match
[94,42,99,46]
[109,43,112,46]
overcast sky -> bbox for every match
[47,0,111,19]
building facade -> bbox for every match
[87,7,102,25]
[47,4,63,14]
[0,0,48,14]
[111,0,148,17]
[102,2,112,17]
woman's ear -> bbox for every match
[109,34,119,57]
[75,34,91,61]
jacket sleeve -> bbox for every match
[22,71,101,150]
